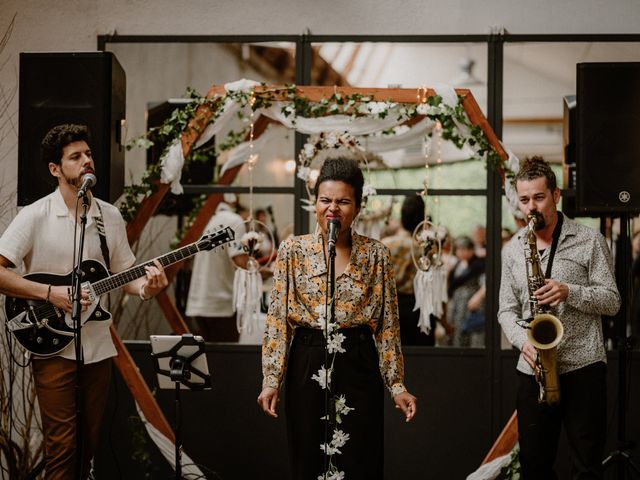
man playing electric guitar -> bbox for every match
[0,124,169,479]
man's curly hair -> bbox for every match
[41,124,90,166]
[513,155,557,192]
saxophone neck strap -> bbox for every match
[544,212,564,279]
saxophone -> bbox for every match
[524,213,564,405]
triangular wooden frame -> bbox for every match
[112,84,510,466]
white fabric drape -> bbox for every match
[465,452,514,480]
[135,401,206,479]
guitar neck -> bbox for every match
[91,243,201,296]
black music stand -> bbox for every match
[151,334,211,480]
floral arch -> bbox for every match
[110,80,517,474]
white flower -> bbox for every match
[303,142,316,159]
[240,231,263,249]
[362,184,377,198]
[416,103,430,115]
[325,131,339,148]
[297,166,312,181]
[314,305,336,333]
[320,443,341,455]
[418,229,433,242]
[331,429,350,448]
[312,365,332,389]
[318,471,346,480]
[335,395,354,417]
[327,332,346,354]
[368,101,395,115]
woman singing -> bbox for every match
[257,157,417,480]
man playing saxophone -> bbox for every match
[498,156,620,479]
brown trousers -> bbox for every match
[32,356,112,480]
[193,314,239,342]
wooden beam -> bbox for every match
[482,410,518,464]
[460,93,509,179]
[204,84,472,105]
[126,183,170,246]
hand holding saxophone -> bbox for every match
[534,278,569,307]
[521,341,538,370]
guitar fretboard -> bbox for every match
[91,228,231,296]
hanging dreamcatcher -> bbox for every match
[411,98,449,333]
[233,94,276,335]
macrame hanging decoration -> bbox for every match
[233,94,276,335]
[412,98,449,334]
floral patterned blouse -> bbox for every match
[262,231,407,397]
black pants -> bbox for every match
[517,361,607,480]
[285,326,384,480]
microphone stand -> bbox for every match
[323,237,337,476]
[71,193,90,480]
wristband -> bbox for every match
[46,284,52,303]
[139,283,150,301]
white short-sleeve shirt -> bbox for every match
[0,188,136,363]
[186,202,246,317]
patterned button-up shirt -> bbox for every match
[498,213,621,375]
[381,230,416,295]
[262,231,406,396]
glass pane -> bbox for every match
[310,41,489,190]
[106,41,297,188]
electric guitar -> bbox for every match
[4,227,234,357]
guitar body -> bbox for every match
[5,259,111,357]
[4,226,234,358]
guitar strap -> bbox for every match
[94,201,111,274]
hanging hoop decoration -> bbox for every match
[236,218,277,272]
[411,219,447,272]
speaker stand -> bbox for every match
[603,214,638,480]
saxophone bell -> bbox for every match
[528,313,564,405]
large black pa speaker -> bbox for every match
[576,62,640,215]
[18,52,126,206]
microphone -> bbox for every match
[76,173,97,198]
[327,218,341,250]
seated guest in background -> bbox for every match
[471,224,487,258]
[257,157,417,480]
[447,235,485,347]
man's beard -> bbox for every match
[60,167,84,190]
